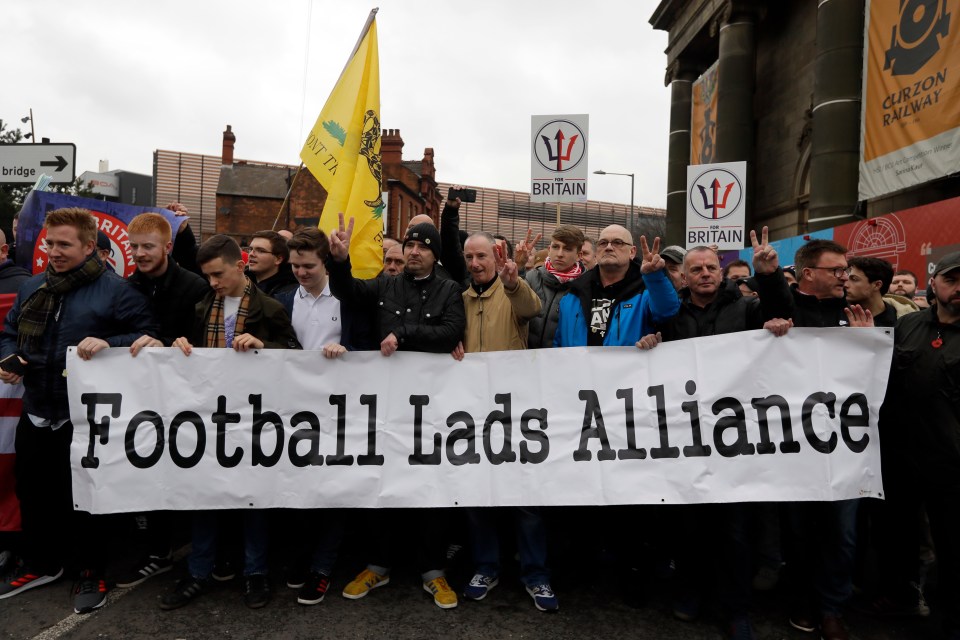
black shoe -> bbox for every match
[115,555,172,588]
[244,574,270,609]
[297,572,330,605]
[0,563,62,600]
[159,577,208,610]
[73,570,108,614]
[0,550,14,574]
[212,559,235,582]
[286,567,306,589]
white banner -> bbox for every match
[67,329,892,514]
[686,160,747,250]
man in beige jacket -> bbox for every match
[453,232,542,355]
[450,232,558,611]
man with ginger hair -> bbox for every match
[111,212,209,590]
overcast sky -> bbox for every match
[2,1,670,208]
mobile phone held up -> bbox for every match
[0,354,26,377]
[447,187,477,203]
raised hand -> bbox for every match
[750,226,779,275]
[844,304,875,328]
[329,212,355,262]
[446,184,462,209]
[513,228,542,270]
[640,236,665,274]
[495,243,520,290]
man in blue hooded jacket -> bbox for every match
[554,225,678,347]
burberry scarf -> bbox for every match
[17,255,106,350]
[203,277,253,348]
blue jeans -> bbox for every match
[467,507,550,586]
[310,512,345,576]
[786,499,858,616]
[188,510,269,579]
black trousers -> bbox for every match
[14,416,106,574]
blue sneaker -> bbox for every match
[463,574,498,600]
[526,583,558,612]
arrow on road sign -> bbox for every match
[40,156,69,172]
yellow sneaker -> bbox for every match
[342,568,389,599]
[423,576,458,609]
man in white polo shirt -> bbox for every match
[274,227,374,606]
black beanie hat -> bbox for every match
[403,223,442,260]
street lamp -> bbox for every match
[20,109,35,143]
[594,170,635,239]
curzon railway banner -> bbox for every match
[67,329,891,514]
[859,0,960,200]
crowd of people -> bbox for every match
[0,194,958,640]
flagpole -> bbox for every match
[342,8,379,75]
[272,163,305,231]
[280,8,378,232]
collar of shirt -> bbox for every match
[298,282,332,301]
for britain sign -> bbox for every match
[686,160,747,250]
[530,114,589,203]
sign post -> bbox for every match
[530,115,589,214]
[0,143,76,185]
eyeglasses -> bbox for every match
[248,246,276,256]
[808,266,848,278]
[597,239,633,249]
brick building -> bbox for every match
[156,126,665,249]
[216,126,443,246]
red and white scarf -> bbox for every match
[544,257,583,283]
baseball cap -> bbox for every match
[97,231,112,253]
[661,245,687,265]
[932,250,960,277]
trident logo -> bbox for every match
[696,178,735,219]
[540,129,579,171]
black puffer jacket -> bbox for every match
[129,258,209,346]
[328,258,465,353]
[0,260,31,294]
[788,285,850,327]
[879,306,960,489]
[659,269,792,340]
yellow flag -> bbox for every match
[301,11,383,279]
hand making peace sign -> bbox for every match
[494,242,520,290]
[639,236,665,274]
[329,212,355,262]
[513,228,542,271]
[750,226,779,275]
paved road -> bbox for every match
[0,512,943,639]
